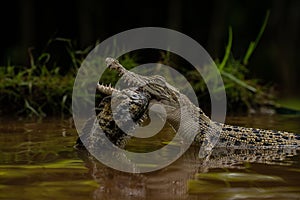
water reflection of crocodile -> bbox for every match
[76,145,299,199]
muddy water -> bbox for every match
[0,115,300,200]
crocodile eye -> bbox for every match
[131,93,140,100]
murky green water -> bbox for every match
[0,115,300,200]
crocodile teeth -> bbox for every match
[97,83,119,95]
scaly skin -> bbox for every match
[76,58,300,152]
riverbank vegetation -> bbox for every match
[1,12,291,118]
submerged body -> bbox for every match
[76,58,300,152]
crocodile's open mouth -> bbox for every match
[96,57,147,96]
[99,57,181,109]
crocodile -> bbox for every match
[75,58,300,156]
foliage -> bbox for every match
[217,11,272,112]
[0,39,83,118]
[0,12,273,117]
[182,11,272,113]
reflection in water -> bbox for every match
[77,146,200,199]
[0,116,300,199]
[77,144,300,199]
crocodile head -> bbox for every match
[80,58,181,146]
[105,57,180,107]
[77,57,198,148]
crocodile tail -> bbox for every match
[217,123,300,148]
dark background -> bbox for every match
[1,0,299,98]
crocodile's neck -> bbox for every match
[162,96,300,149]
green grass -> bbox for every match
[0,63,74,117]
[0,11,274,118]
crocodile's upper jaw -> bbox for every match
[104,57,180,107]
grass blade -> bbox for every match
[221,71,257,92]
[219,27,233,71]
[243,10,270,65]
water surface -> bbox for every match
[0,115,300,200]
